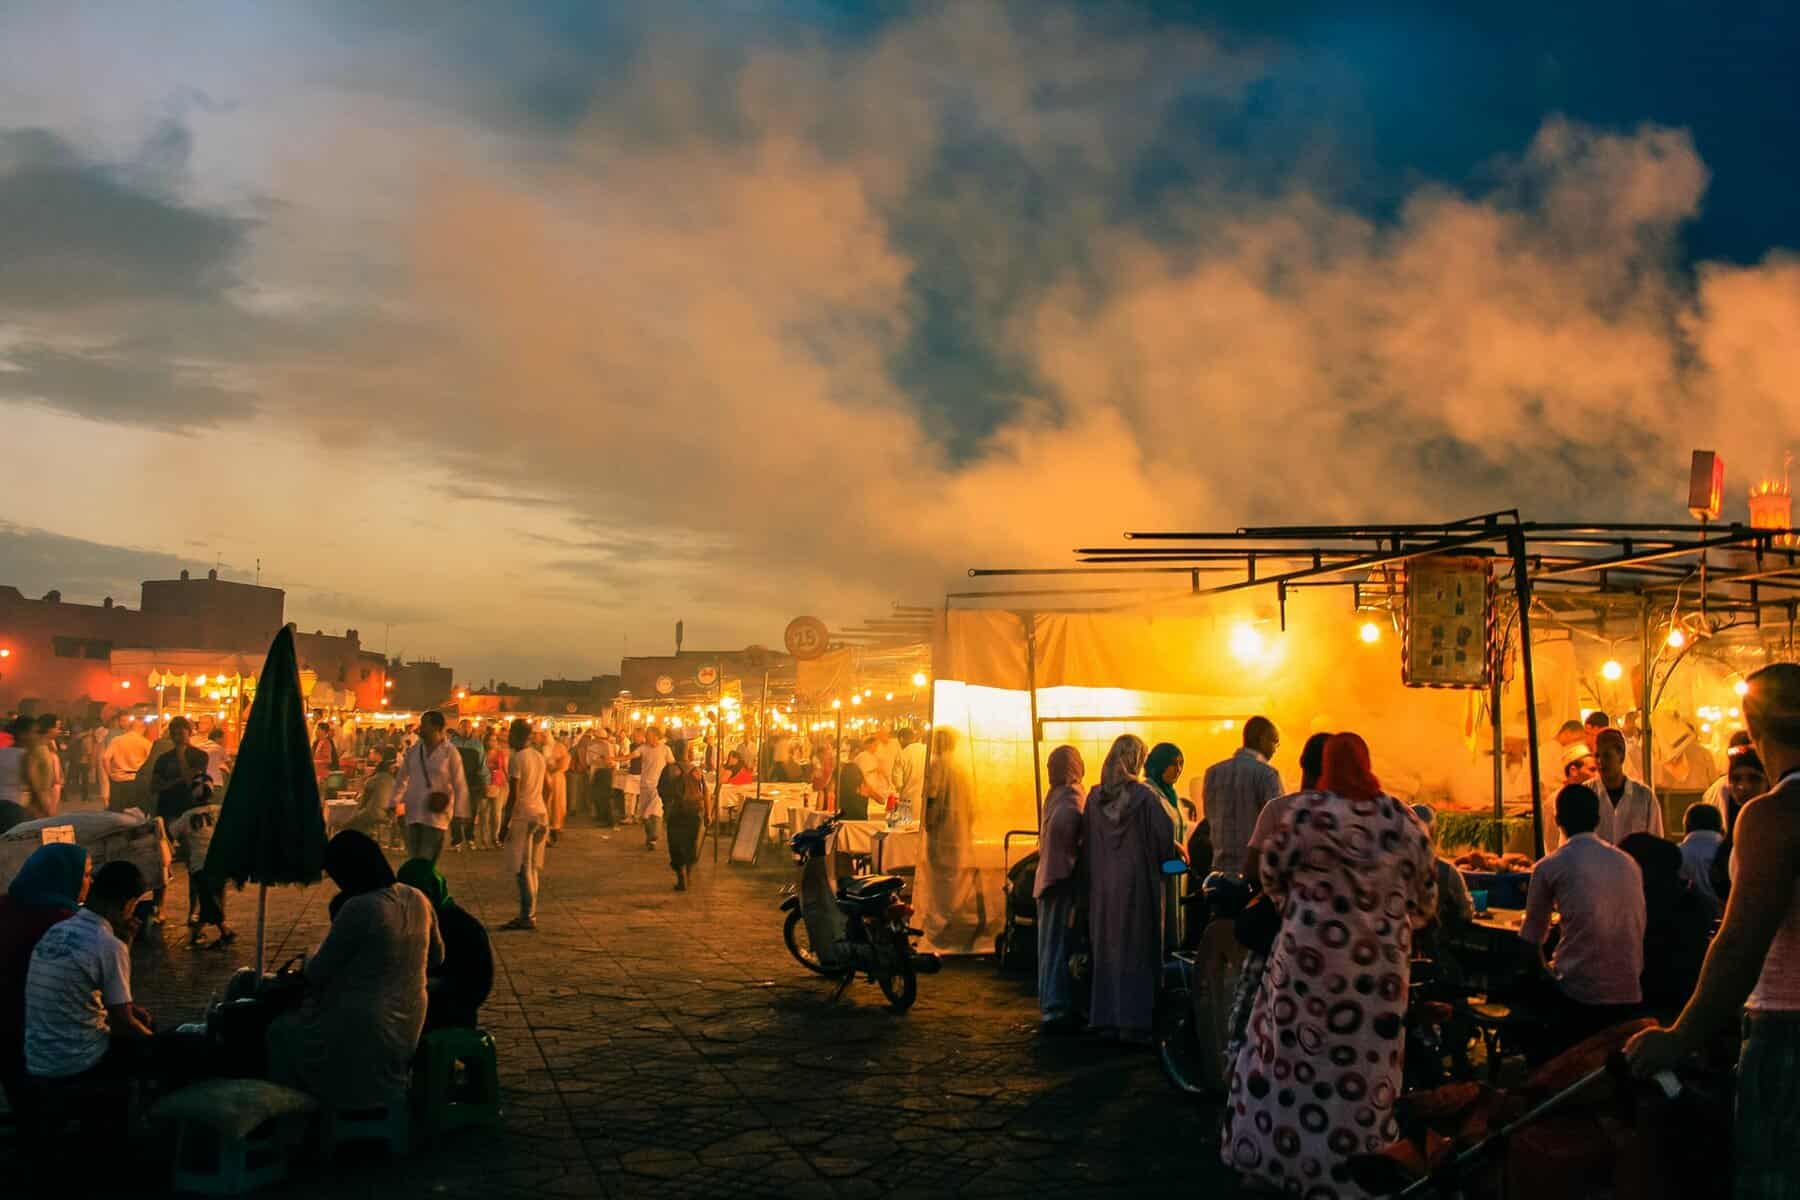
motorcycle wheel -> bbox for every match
[876,938,919,1012]
[783,908,834,976]
[1155,986,1213,1099]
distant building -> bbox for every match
[0,570,422,719]
[389,659,454,712]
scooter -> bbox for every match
[780,813,939,1011]
[1156,866,1250,1098]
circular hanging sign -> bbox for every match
[784,616,830,661]
[696,665,718,687]
[654,675,675,696]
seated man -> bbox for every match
[1411,804,1475,976]
[1519,785,1646,1057]
[1678,802,1726,919]
[23,861,153,1109]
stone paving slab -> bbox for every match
[3,821,1248,1197]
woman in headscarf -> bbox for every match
[396,859,493,1031]
[1222,733,1437,1198]
[1144,742,1189,949]
[268,830,443,1109]
[1034,745,1087,1032]
[660,739,708,892]
[1084,734,1179,1043]
[0,844,88,1103]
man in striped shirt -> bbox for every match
[1197,717,1283,877]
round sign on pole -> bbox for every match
[655,675,674,696]
[696,665,718,687]
[784,616,830,661]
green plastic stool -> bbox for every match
[414,1028,501,1141]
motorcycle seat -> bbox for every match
[841,874,905,900]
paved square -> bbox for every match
[35,822,1246,1197]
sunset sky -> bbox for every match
[2,2,1797,683]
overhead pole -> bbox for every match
[1509,529,1547,858]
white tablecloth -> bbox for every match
[877,827,923,872]
[719,784,813,838]
[798,812,891,856]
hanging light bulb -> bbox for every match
[1666,628,1687,649]
[1601,660,1624,682]
[1734,679,1750,697]
[911,672,928,688]
[1359,621,1381,645]
[1228,624,1264,665]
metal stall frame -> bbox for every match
[953,511,1800,856]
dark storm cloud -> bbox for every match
[0,523,206,606]
[0,126,249,309]
[2,345,240,429]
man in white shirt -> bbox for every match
[1677,802,1726,918]
[499,717,549,931]
[636,727,673,851]
[1519,784,1646,1056]
[853,735,894,814]
[392,709,468,864]
[1582,728,1663,847]
[891,727,927,820]
[24,860,154,1084]
[101,716,152,813]
[192,720,228,789]
[1197,717,1283,877]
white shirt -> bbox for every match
[102,730,152,781]
[393,739,469,831]
[1678,829,1724,915]
[854,749,893,801]
[192,736,227,786]
[893,742,927,806]
[1198,747,1284,876]
[25,909,133,1078]
[1583,776,1664,846]
[637,742,673,819]
[508,745,549,824]
[0,746,22,805]
[1519,832,1645,1006]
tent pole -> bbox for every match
[255,883,268,977]
[1639,599,1655,784]
[1509,531,1546,858]
[1024,612,1044,827]
[1489,673,1504,853]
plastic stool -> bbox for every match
[321,1093,410,1158]
[414,1028,501,1141]
[171,1116,292,1194]
[154,1079,315,1196]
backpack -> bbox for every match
[660,764,707,821]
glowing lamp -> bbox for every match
[119,680,132,690]
[831,699,842,710]
[385,679,394,689]
[1701,723,1712,734]
[1735,680,1751,697]
[0,648,10,658]
[456,690,467,700]
[885,692,894,701]
[630,711,642,722]
[1666,628,1687,649]
[1228,624,1264,665]
[1359,621,1381,645]
[196,675,208,686]
[1600,660,1624,682]
[851,695,862,706]
[911,672,927,688]
[380,697,390,706]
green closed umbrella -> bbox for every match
[209,624,328,974]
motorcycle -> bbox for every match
[1156,867,1251,1098]
[780,813,940,1011]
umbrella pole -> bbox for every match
[255,884,269,976]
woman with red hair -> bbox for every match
[1222,733,1438,1198]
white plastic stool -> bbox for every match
[321,1094,410,1158]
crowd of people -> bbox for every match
[1024,668,1800,1198]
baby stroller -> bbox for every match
[993,830,1039,973]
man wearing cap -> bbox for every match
[1578,728,1663,849]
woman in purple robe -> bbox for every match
[1034,745,1087,1032]
[1084,734,1178,1044]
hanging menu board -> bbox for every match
[1402,555,1495,689]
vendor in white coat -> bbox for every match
[1575,728,1663,849]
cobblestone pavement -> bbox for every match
[18,819,1248,1198]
